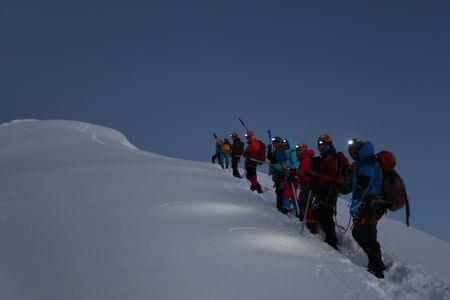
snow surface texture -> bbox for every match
[0,120,449,300]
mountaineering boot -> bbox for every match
[297,211,304,222]
[306,222,318,234]
[256,184,263,193]
[250,183,263,193]
[322,227,339,250]
[280,207,289,214]
[368,253,385,278]
[368,268,385,279]
[326,239,339,250]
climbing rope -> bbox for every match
[335,214,353,235]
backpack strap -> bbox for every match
[335,152,349,177]
[336,153,343,174]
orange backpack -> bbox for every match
[377,151,410,226]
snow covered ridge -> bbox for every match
[0,120,449,300]
[0,119,39,126]
[0,119,166,174]
[0,119,138,150]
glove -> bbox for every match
[274,163,283,172]
[349,199,362,218]
[244,152,252,159]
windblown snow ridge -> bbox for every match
[0,119,137,150]
[0,119,168,174]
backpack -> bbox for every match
[255,140,266,163]
[377,151,410,226]
[223,143,232,153]
[235,139,245,155]
[336,151,353,195]
[310,156,321,193]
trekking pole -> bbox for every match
[300,189,313,234]
[267,130,273,176]
[406,196,411,227]
[238,118,248,130]
[291,181,301,222]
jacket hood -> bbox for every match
[320,144,336,157]
[299,149,315,159]
[285,138,297,151]
[359,141,375,161]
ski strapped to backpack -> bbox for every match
[377,151,410,226]
[238,118,248,130]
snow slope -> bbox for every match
[0,120,449,300]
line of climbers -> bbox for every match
[211,131,410,279]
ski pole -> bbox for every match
[406,196,411,227]
[291,181,301,221]
[300,189,313,234]
[249,158,269,165]
[248,158,277,167]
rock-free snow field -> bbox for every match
[0,120,449,300]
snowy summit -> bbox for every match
[0,120,449,300]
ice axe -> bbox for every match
[268,129,273,147]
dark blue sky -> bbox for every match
[1,0,450,241]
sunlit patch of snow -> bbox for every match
[231,227,313,257]
[163,201,253,216]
